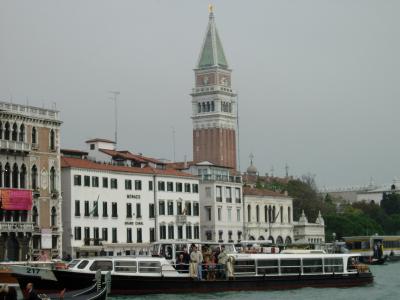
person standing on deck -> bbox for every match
[190,246,203,280]
[218,246,229,279]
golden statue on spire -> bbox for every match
[208,4,214,13]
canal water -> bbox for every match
[109,262,399,300]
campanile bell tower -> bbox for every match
[191,6,237,170]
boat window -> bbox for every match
[89,260,113,271]
[234,260,255,274]
[302,258,323,274]
[139,261,161,273]
[280,259,301,274]
[257,260,279,275]
[115,261,137,273]
[68,260,81,268]
[77,260,89,269]
[324,258,343,273]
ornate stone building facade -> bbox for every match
[0,101,62,260]
[191,8,237,170]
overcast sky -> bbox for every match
[1,0,399,189]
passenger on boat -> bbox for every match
[218,246,228,280]
[24,283,40,300]
[0,285,17,300]
[190,246,203,280]
[176,254,188,273]
[205,255,216,280]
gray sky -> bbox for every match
[1,0,399,189]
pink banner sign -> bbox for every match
[0,189,33,210]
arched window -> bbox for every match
[288,207,291,223]
[4,122,10,140]
[211,101,215,111]
[19,124,25,142]
[202,102,206,112]
[264,205,268,222]
[258,236,265,240]
[0,163,2,187]
[280,206,283,223]
[268,206,272,223]
[20,164,27,189]
[51,207,57,227]
[268,236,275,244]
[12,123,18,141]
[0,121,3,139]
[247,205,251,222]
[198,103,201,113]
[32,206,38,225]
[32,127,37,144]
[276,236,284,245]
[20,210,28,222]
[4,163,11,188]
[285,236,292,245]
[206,102,210,112]
[50,129,55,150]
[12,163,19,188]
[31,165,38,190]
[249,236,255,241]
[256,205,260,223]
[272,206,276,223]
[13,211,19,222]
[50,167,56,192]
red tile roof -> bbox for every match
[99,149,165,165]
[61,149,89,155]
[243,186,288,198]
[61,156,195,178]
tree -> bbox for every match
[381,192,400,215]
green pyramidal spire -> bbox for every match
[197,7,228,69]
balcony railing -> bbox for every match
[200,174,242,183]
[0,139,31,153]
[0,221,34,232]
[176,215,187,224]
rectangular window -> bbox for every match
[194,225,200,239]
[126,203,132,218]
[303,258,323,274]
[159,201,165,215]
[177,226,183,239]
[74,227,81,240]
[184,183,191,193]
[136,203,142,218]
[137,228,142,243]
[92,201,98,217]
[149,228,155,242]
[149,204,155,218]
[84,175,90,187]
[125,179,132,190]
[324,258,343,273]
[148,181,153,191]
[226,187,232,203]
[168,225,174,239]
[228,207,232,222]
[102,202,108,217]
[216,186,222,202]
[102,177,108,188]
[159,225,166,240]
[218,207,222,221]
[185,201,192,216]
[237,208,241,222]
[92,176,99,187]
[206,207,212,221]
[167,201,174,215]
[135,180,142,191]
[177,202,183,215]
[127,228,132,243]
[186,225,192,239]
[112,228,117,243]
[139,261,161,273]
[193,202,199,216]
[167,182,174,192]
[111,178,118,189]
[158,181,165,191]
[192,184,199,193]
[257,260,279,275]
[93,227,99,241]
[176,182,182,192]
[112,202,118,218]
[235,188,241,203]
[84,201,90,217]
[280,259,301,274]
[102,228,108,241]
[74,175,81,186]
[84,227,90,240]
[75,200,80,216]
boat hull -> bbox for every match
[14,270,373,295]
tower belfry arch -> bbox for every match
[191,7,237,170]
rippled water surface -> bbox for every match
[109,263,400,300]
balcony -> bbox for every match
[0,139,31,153]
[200,174,242,183]
[176,215,187,224]
[84,238,102,246]
[0,221,34,233]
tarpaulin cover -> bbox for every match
[0,188,33,210]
